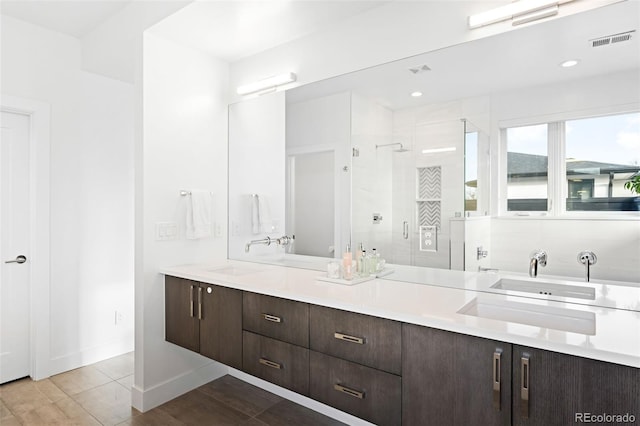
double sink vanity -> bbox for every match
[162,261,640,426]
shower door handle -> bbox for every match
[403,221,409,239]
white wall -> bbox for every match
[134,31,229,411]
[1,15,135,375]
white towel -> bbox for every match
[258,195,272,233]
[186,190,212,239]
[251,194,260,235]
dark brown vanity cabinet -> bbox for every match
[512,345,640,426]
[165,276,242,369]
[402,324,512,426]
[309,306,403,426]
[241,293,311,395]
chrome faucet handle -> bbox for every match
[530,249,547,266]
[577,251,597,282]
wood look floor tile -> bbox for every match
[50,366,113,396]
[116,374,133,390]
[0,378,67,416]
[15,397,102,426]
[158,389,250,425]
[93,352,134,381]
[197,375,282,417]
[72,381,137,426]
[114,408,185,426]
[256,400,346,426]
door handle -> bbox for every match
[521,356,530,419]
[403,221,409,239]
[493,351,501,411]
[5,255,27,264]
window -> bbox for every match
[506,124,548,211]
[504,112,640,214]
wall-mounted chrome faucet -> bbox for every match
[245,235,294,253]
[477,246,488,260]
[577,250,597,282]
[529,250,547,278]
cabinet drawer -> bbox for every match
[242,331,309,396]
[309,305,401,375]
[310,351,401,426]
[243,292,309,347]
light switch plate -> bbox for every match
[156,222,178,241]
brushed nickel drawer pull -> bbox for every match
[493,351,501,411]
[189,285,195,318]
[521,356,530,419]
[262,313,282,323]
[334,384,365,399]
[259,358,282,370]
[197,287,203,320]
[334,332,365,345]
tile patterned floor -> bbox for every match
[0,353,344,425]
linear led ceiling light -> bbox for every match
[468,0,574,29]
[422,147,457,154]
[236,72,297,96]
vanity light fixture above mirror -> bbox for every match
[237,72,297,96]
[468,0,574,29]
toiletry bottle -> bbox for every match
[370,248,379,275]
[355,243,364,273]
[359,249,367,277]
[342,244,353,280]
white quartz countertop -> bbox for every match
[160,260,640,368]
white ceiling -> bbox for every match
[0,0,388,62]
[0,0,134,38]
[148,1,388,62]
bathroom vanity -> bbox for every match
[162,261,640,426]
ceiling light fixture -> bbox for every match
[422,147,457,154]
[468,0,573,29]
[560,59,580,68]
[237,72,297,96]
[411,91,423,97]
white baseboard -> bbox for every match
[48,337,134,377]
[228,369,375,426]
[131,361,228,413]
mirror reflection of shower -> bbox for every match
[376,142,410,152]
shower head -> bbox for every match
[375,142,410,152]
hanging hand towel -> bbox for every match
[258,195,273,233]
[186,190,212,239]
[251,194,260,235]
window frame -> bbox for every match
[499,106,640,218]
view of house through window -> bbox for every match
[506,123,548,211]
[565,113,640,211]
[505,112,640,213]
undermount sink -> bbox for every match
[458,297,596,335]
[207,266,263,276]
[491,278,595,300]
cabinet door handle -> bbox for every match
[197,287,203,320]
[521,356,530,419]
[403,221,409,239]
[259,358,282,370]
[262,313,282,323]
[334,332,365,345]
[493,351,501,411]
[334,384,365,400]
[189,285,195,318]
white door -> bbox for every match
[0,110,31,383]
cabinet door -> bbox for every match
[243,292,309,347]
[402,324,511,426]
[513,345,640,426]
[165,276,199,352]
[199,284,243,370]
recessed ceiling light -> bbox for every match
[560,59,580,68]
[411,91,423,97]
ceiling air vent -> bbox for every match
[590,30,635,47]
[409,65,431,74]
